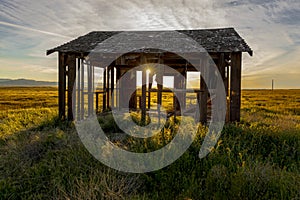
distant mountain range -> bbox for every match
[0,79,57,86]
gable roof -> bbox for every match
[47,28,252,56]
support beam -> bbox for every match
[58,53,66,120]
[229,52,242,122]
[67,54,76,121]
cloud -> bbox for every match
[217,0,300,79]
[0,0,299,88]
[0,21,71,38]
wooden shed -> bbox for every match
[47,28,252,123]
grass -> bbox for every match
[0,87,299,199]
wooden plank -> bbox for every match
[67,54,76,121]
[58,52,66,120]
[230,52,242,122]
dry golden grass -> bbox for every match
[0,87,58,111]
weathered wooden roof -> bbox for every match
[47,28,252,56]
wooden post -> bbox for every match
[174,94,177,121]
[88,64,94,116]
[103,67,107,111]
[218,53,228,122]
[96,92,99,113]
[91,66,94,113]
[67,54,76,121]
[116,67,121,109]
[107,66,110,109]
[174,73,183,111]
[157,72,163,125]
[58,52,66,120]
[223,53,230,97]
[218,53,227,94]
[141,70,147,124]
[128,70,137,110]
[148,71,152,109]
[174,73,183,121]
[200,59,208,124]
[229,52,242,122]
[87,64,92,116]
[77,58,81,120]
[80,60,84,119]
[157,56,164,125]
[111,67,114,108]
[182,70,187,110]
[92,65,95,111]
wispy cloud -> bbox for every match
[0,0,299,87]
[216,0,300,88]
[0,21,71,39]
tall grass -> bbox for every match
[0,88,299,199]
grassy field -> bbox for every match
[0,87,299,199]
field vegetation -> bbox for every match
[0,87,299,199]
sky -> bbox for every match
[0,0,299,89]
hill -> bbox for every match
[0,78,57,86]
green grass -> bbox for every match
[0,87,299,199]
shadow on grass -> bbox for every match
[0,115,142,200]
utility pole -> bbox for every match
[272,79,274,91]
